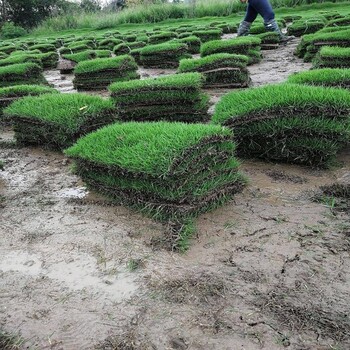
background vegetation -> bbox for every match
[0,0,347,38]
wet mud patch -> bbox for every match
[148,270,227,304]
[255,286,350,347]
[265,169,308,184]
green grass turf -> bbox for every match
[0,63,45,87]
[65,121,232,176]
[318,45,350,58]
[174,35,201,53]
[29,43,56,52]
[94,50,112,58]
[62,50,97,63]
[178,53,249,72]
[109,72,203,94]
[287,19,326,36]
[212,83,350,125]
[140,42,188,55]
[0,84,58,98]
[74,55,137,74]
[59,44,91,54]
[314,46,350,68]
[200,37,261,57]
[4,93,116,148]
[148,31,178,44]
[0,54,41,67]
[287,68,350,88]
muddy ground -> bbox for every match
[1,39,350,350]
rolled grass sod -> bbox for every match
[28,43,56,53]
[212,83,350,167]
[0,84,58,117]
[0,54,41,68]
[313,46,350,68]
[60,50,97,74]
[287,68,350,89]
[139,42,189,68]
[109,72,209,122]
[62,50,97,63]
[256,32,280,50]
[296,29,350,61]
[65,121,246,221]
[287,19,326,37]
[98,38,123,50]
[59,44,91,55]
[200,37,261,65]
[175,36,201,54]
[326,16,350,28]
[192,29,222,43]
[0,63,46,87]
[38,52,59,69]
[94,50,112,58]
[0,45,17,55]
[113,43,130,56]
[73,55,139,91]
[178,53,250,88]
[148,31,178,44]
[4,93,116,149]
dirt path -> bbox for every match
[1,41,349,350]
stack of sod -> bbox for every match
[98,38,123,50]
[73,56,139,91]
[0,54,41,67]
[212,83,350,167]
[200,37,262,65]
[62,50,97,63]
[109,72,209,122]
[139,43,189,68]
[0,63,46,87]
[38,52,59,69]
[175,36,201,54]
[287,19,326,37]
[60,50,97,74]
[296,29,350,62]
[326,16,350,28]
[178,53,250,88]
[192,29,222,42]
[287,68,350,89]
[113,43,130,55]
[256,32,280,50]
[4,93,116,149]
[0,45,17,55]
[59,44,91,55]
[0,85,57,117]
[313,46,350,68]
[148,32,177,44]
[213,23,237,34]
[29,43,56,53]
[65,122,245,221]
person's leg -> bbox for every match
[244,3,259,23]
[248,0,275,23]
[237,3,258,36]
[249,0,292,41]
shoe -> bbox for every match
[237,21,252,36]
[264,19,295,43]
